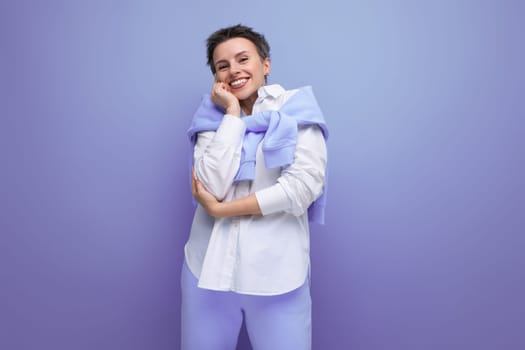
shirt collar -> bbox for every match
[257,84,286,99]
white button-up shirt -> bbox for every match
[185,84,327,295]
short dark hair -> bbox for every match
[206,24,270,75]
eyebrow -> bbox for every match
[214,50,250,66]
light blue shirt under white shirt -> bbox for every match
[185,84,327,295]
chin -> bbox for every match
[233,87,258,101]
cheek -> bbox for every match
[251,67,265,80]
[216,72,227,82]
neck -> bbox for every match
[239,87,263,115]
[239,96,256,115]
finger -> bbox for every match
[212,82,223,97]
[195,179,203,193]
[215,82,225,92]
[191,168,197,195]
[221,83,231,93]
[192,169,202,193]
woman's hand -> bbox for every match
[191,168,262,219]
[211,77,240,117]
[192,168,222,217]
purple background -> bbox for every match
[1,1,524,349]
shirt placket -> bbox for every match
[221,181,249,289]
[219,94,269,290]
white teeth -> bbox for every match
[231,79,247,87]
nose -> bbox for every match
[229,62,241,76]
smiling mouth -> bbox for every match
[230,78,248,89]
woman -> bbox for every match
[183,24,328,350]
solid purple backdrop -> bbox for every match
[1,1,523,349]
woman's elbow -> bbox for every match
[282,174,325,217]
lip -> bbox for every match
[229,77,249,90]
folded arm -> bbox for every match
[193,125,327,218]
[192,167,262,217]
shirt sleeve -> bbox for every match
[194,115,246,200]
[255,125,327,217]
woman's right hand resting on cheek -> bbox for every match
[211,78,241,117]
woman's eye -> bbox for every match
[240,57,248,63]
[217,65,227,71]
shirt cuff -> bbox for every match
[214,115,246,145]
[255,184,292,216]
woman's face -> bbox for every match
[213,37,270,108]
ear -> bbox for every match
[263,57,271,76]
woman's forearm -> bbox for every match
[211,194,262,218]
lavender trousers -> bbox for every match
[181,261,312,350]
